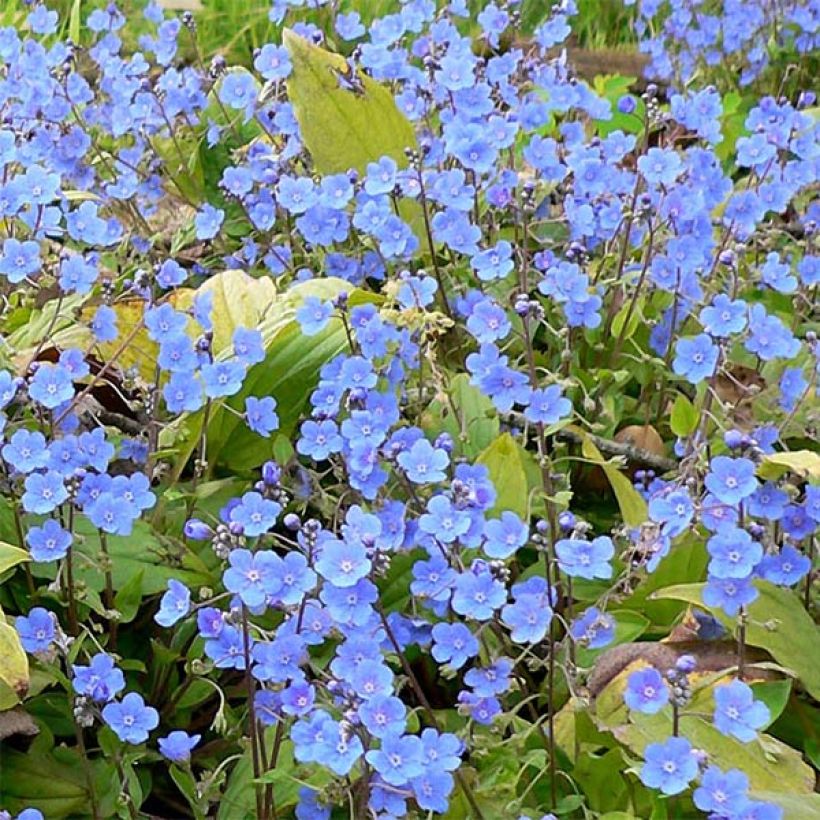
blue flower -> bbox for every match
[396,438,449,484]
[280,681,316,716]
[366,732,425,786]
[358,694,406,738]
[254,43,291,81]
[102,692,159,744]
[59,254,98,294]
[245,396,279,436]
[158,335,198,374]
[144,302,188,344]
[252,634,307,683]
[648,489,694,537]
[397,274,437,309]
[501,594,553,643]
[26,518,71,563]
[452,568,506,620]
[297,419,342,461]
[194,204,224,240]
[223,548,283,608]
[700,294,748,337]
[705,457,758,506]
[757,545,811,586]
[483,511,529,559]
[556,536,614,580]
[28,4,59,35]
[707,527,762,578]
[411,770,455,813]
[296,297,334,336]
[638,147,683,186]
[162,373,205,413]
[624,667,670,714]
[315,538,370,588]
[418,495,470,543]
[72,653,125,703]
[22,471,68,514]
[2,429,49,473]
[155,579,191,626]
[693,766,749,815]
[431,622,479,669]
[524,385,572,425]
[745,305,800,361]
[364,156,398,196]
[90,305,118,342]
[15,607,55,653]
[205,624,247,669]
[471,241,513,281]
[232,327,265,366]
[457,691,501,724]
[465,657,514,696]
[714,679,770,742]
[410,555,457,601]
[85,492,137,536]
[0,238,41,283]
[201,360,246,399]
[640,736,698,795]
[702,575,758,616]
[570,607,615,649]
[29,364,74,409]
[158,731,201,763]
[673,334,719,384]
[228,491,281,536]
[466,298,511,343]
[218,70,258,119]
[278,176,318,215]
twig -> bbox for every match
[556,429,677,473]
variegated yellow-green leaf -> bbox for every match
[283,29,418,175]
[0,610,28,710]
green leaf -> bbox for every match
[0,747,117,817]
[69,0,82,43]
[750,679,792,730]
[758,450,820,481]
[113,569,145,624]
[652,581,820,700]
[0,542,30,576]
[0,611,28,709]
[748,792,820,820]
[423,373,499,458]
[669,393,698,438]
[573,748,631,813]
[578,431,647,527]
[477,432,539,520]
[283,29,417,176]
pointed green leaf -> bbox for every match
[670,393,698,438]
[0,613,28,710]
[0,542,30,576]
[283,29,417,175]
[477,433,542,520]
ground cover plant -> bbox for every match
[0,0,818,818]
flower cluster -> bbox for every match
[1,0,817,818]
